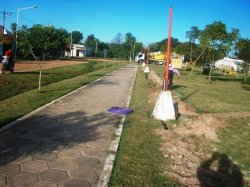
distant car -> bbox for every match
[202,63,215,75]
[135,53,145,63]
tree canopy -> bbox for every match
[17,24,68,59]
[10,20,246,61]
[236,38,250,63]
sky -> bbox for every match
[1,0,250,45]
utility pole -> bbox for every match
[95,41,97,57]
[130,40,132,62]
[132,42,136,61]
[1,9,12,32]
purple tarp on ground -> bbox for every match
[108,107,134,115]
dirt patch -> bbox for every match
[149,70,163,87]
[1,58,117,73]
[157,112,250,186]
[176,101,198,116]
[12,60,85,72]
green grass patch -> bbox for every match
[0,61,112,101]
[150,65,250,113]
[0,62,125,128]
[109,69,181,186]
[217,116,250,171]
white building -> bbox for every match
[215,57,246,72]
[65,44,86,57]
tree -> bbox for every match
[198,21,240,82]
[124,33,136,61]
[109,32,136,60]
[148,43,159,52]
[236,38,250,83]
[111,33,124,44]
[157,37,181,52]
[124,33,136,44]
[200,21,230,61]
[133,42,144,60]
[16,25,68,92]
[85,34,100,56]
[186,26,201,63]
[71,31,83,44]
[10,23,17,34]
[236,38,250,62]
[17,24,68,59]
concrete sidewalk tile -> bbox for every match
[39,169,69,183]
[32,152,59,161]
[75,157,101,169]
[0,175,6,186]
[80,147,106,157]
[58,149,82,160]
[68,166,99,186]
[49,159,76,170]
[21,160,49,173]
[63,179,91,187]
[12,155,33,164]
[0,162,20,176]
[28,181,58,187]
[8,172,39,186]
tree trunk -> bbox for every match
[27,42,42,92]
[38,61,42,92]
[189,48,206,78]
[244,64,250,83]
[190,42,193,64]
[208,67,213,83]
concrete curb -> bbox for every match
[98,65,138,187]
[0,69,118,133]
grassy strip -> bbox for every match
[150,65,250,113]
[0,61,112,101]
[217,116,250,171]
[0,62,125,128]
[109,69,180,186]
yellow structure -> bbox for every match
[223,68,238,77]
[148,51,184,68]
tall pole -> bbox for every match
[1,9,12,31]
[165,6,173,91]
[15,8,20,59]
[129,40,132,62]
[15,5,37,59]
[132,42,136,61]
[146,47,150,64]
[95,41,97,57]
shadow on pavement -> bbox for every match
[0,110,120,165]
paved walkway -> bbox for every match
[0,64,138,187]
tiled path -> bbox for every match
[0,64,138,187]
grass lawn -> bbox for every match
[0,61,125,128]
[0,61,113,101]
[109,67,181,186]
[217,116,250,172]
[151,65,250,113]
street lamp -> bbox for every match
[15,5,37,58]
